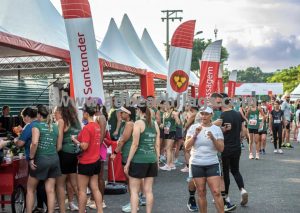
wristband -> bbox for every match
[29,157,34,161]
[113,150,118,155]
[77,143,81,148]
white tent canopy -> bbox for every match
[140,29,168,71]
[99,18,149,69]
[291,84,300,101]
[119,14,166,76]
[0,0,198,86]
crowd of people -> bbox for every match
[0,92,299,213]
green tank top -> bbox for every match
[163,112,176,132]
[108,108,117,136]
[62,122,81,154]
[159,111,164,125]
[212,110,222,122]
[247,109,259,129]
[33,121,58,156]
[132,120,157,163]
[120,121,133,161]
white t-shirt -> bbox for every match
[296,109,300,125]
[186,124,224,166]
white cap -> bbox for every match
[199,106,213,114]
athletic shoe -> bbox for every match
[160,164,171,171]
[224,201,236,212]
[139,195,146,206]
[159,155,166,163]
[255,152,260,160]
[274,149,278,153]
[278,149,283,154]
[122,203,139,212]
[249,153,254,159]
[103,200,107,209]
[32,207,45,213]
[241,143,245,150]
[68,202,79,211]
[186,177,192,183]
[181,166,189,173]
[286,143,294,148]
[187,197,198,212]
[240,188,248,206]
[262,149,266,155]
[170,165,176,170]
[174,159,184,165]
[259,149,262,154]
[281,143,286,148]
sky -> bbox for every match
[51,0,300,73]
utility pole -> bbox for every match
[161,10,183,60]
[214,26,218,40]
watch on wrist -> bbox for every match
[29,157,34,161]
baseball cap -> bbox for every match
[199,106,213,114]
[117,106,132,115]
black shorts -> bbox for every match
[248,128,258,134]
[30,154,61,180]
[284,121,290,130]
[159,128,164,139]
[163,131,176,140]
[59,151,78,174]
[129,162,158,178]
[258,131,267,135]
[175,127,183,140]
[77,159,101,176]
[191,163,221,178]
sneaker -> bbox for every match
[259,149,262,154]
[255,152,260,160]
[122,203,139,212]
[186,177,192,183]
[139,195,146,206]
[187,196,198,212]
[286,143,294,149]
[240,188,248,206]
[249,153,254,159]
[159,155,166,163]
[68,201,79,211]
[278,149,283,154]
[88,202,97,210]
[160,164,171,171]
[181,166,189,173]
[281,143,286,148]
[170,165,176,170]
[103,200,107,209]
[224,201,237,212]
[241,143,245,150]
[262,149,266,155]
[32,207,45,213]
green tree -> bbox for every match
[267,65,300,93]
[191,39,229,76]
[237,67,273,83]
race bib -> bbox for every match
[249,119,257,125]
[274,119,281,124]
[164,127,170,135]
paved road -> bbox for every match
[102,137,300,213]
[2,136,300,213]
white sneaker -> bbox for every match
[278,149,283,154]
[68,201,79,211]
[181,166,189,173]
[159,164,171,171]
[240,188,248,206]
[103,200,107,209]
[170,165,176,170]
[274,149,278,153]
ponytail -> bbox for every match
[146,107,152,127]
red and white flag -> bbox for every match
[198,40,222,98]
[228,70,237,97]
[216,63,224,93]
[60,0,105,107]
[166,20,196,99]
